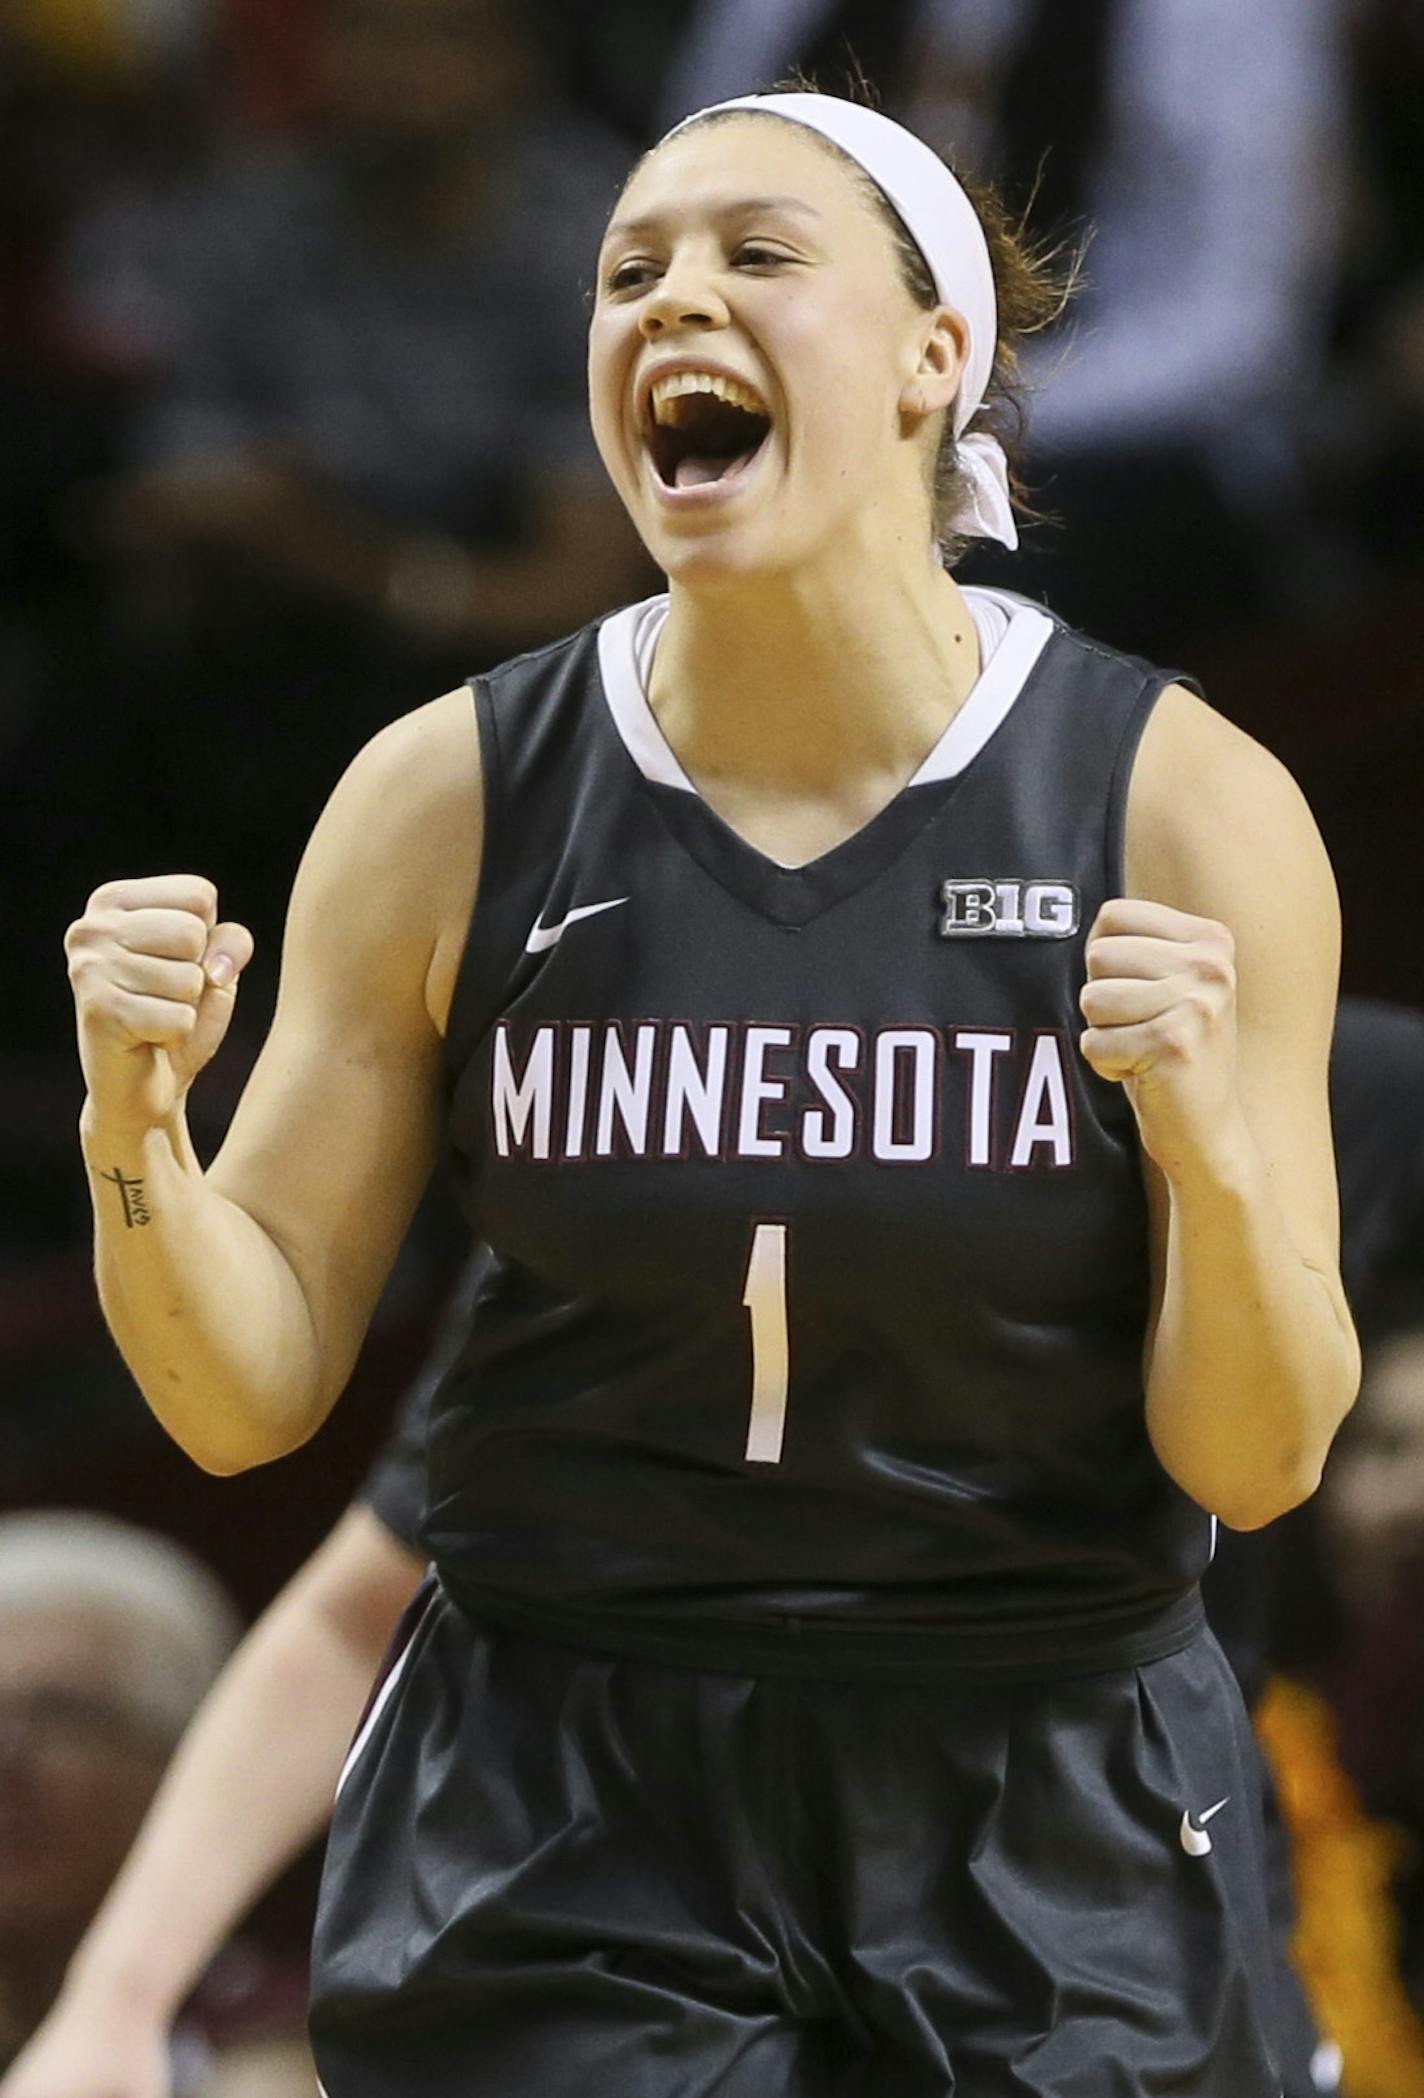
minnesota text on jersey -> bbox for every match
[492,1018,1076,1169]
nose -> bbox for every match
[638,258,731,341]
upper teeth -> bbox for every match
[649,371,768,424]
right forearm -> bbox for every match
[82,1104,324,1472]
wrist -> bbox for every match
[1149,1100,1262,1197]
[59,1941,185,2027]
[80,1098,191,1169]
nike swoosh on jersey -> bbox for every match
[525,897,630,954]
[1178,1797,1230,1857]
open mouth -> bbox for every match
[644,375,773,492]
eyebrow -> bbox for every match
[604,195,825,241]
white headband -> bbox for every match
[661,92,1018,551]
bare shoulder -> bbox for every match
[327,687,480,881]
[1125,681,1335,929]
[299,686,481,1032]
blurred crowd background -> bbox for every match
[3,0,1424,2090]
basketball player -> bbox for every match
[16,995,1424,2097]
[64,92,1359,2095]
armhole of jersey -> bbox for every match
[1104,674,1174,904]
[439,675,504,1098]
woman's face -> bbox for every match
[588,116,962,588]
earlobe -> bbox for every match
[901,355,960,421]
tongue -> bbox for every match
[673,446,759,490]
[675,454,730,488]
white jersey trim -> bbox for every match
[333,1578,430,1801]
[595,586,1055,796]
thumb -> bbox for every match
[174,921,256,1083]
[200,920,255,992]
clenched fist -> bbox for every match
[1078,897,1240,1175]
[65,876,254,1135]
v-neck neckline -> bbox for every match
[594,586,1056,929]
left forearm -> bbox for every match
[1145,1114,1359,1530]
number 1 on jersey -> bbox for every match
[742,1221,789,1463]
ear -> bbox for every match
[901,305,970,420]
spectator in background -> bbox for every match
[22,0,652,1067]
[1320,1299,1424,1981]
[0,1511,314,2092]
[86,0,647,664]
[907,0,1351,664]
[1308,0,1424,584]
[611,0,1351,664]
[0,0,216,718]
[0,1342,450,2098]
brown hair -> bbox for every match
[677,87,1072,563]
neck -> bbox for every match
[649,547,981,799]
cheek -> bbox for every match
[586,321,632,474]
[782,308,901,471]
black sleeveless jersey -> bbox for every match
[427,588,1210,1682]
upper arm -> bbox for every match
[1125,683,1344,1278]
[205,689,480,1409]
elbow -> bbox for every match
[189,1441,269,1477]
[1160,1436,1331,1534]
[172,1406,324,1478]
[1203,1434,1338,1533]
[1210,1466,1322,1533]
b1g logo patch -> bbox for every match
[939,879,1080,939]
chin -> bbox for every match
[656,540,766,593]
[647,513,800,595]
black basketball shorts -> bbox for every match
[310,1582,1285,2096]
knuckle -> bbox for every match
[69,949,107,997]
[1193,944,1234,988]
[1081,1032,1124,1079]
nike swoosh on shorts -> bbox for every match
[1178,1797,1229,1856]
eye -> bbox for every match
[734,243,789,269]
[606,258,657,294]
